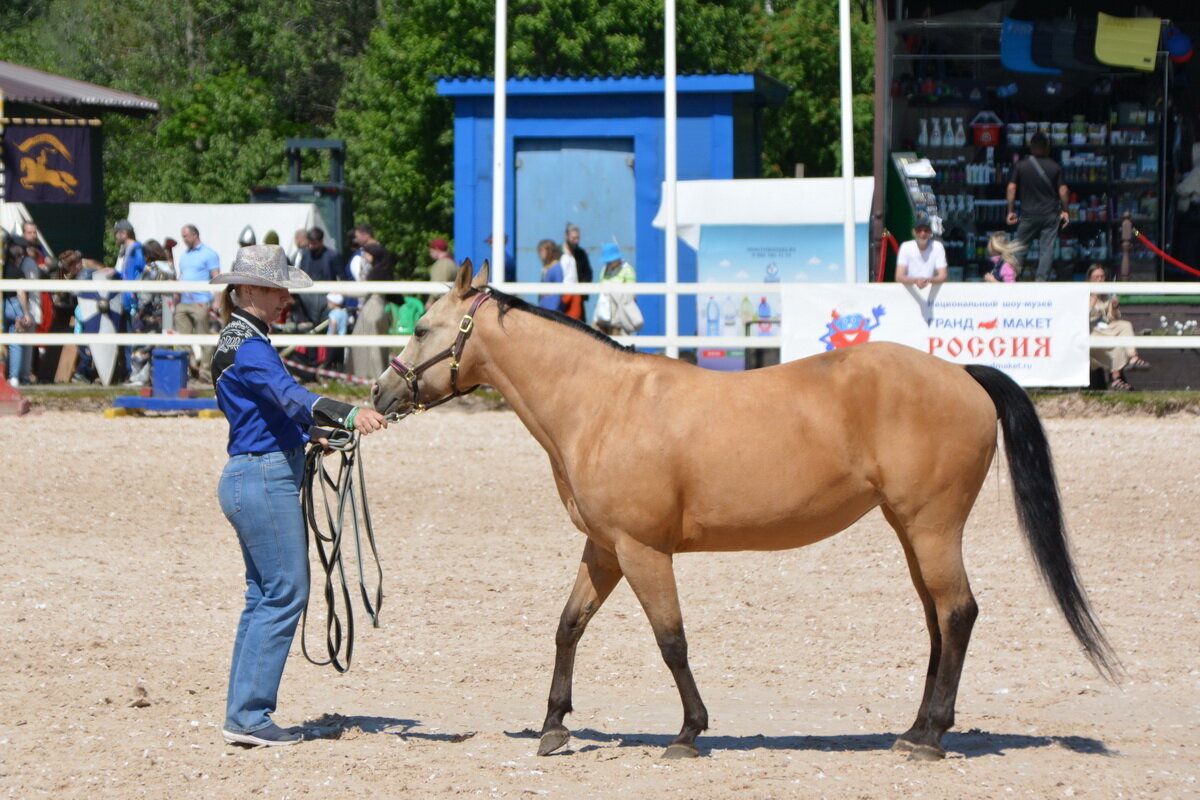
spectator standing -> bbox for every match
[126,240,176,386]
[983,232,1023,283]
[175,224,221,380]
[348,242,395,380]
[21,220,48,267]
[38,248,81,383]
[593,242,639,336]
[67,253,115,384]
[208,244,387,747]
[323,293,349,373]
[560,223,592,320]
[894,216,948,289]
[1006,132,1071,281]
[18,222,53,382]
[113,220,145,381]
[346,224,378,282]
[1087,264,1151,390]
[3,237,39,387]
[293,227,340,330]
[426,237,456,307]
[288,229,309,269]
[537,239,564,312]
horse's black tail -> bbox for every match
[965,364,1122,682]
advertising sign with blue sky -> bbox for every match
[696,223,870,370]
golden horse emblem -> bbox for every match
[17,132,79,196]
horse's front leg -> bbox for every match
[616,538,709,759]
[538,539,623,756]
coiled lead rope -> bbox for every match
[299,429,384,673]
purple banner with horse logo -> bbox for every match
[2,125,93,204]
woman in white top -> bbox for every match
[895,217,948,289]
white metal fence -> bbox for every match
[2,279,1199,354]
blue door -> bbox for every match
[514,138,636,319]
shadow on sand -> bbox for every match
[302,713,477,743]
[503,726,1115,759]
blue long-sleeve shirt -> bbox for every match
[119,242,145,313]
[213,309,356,455]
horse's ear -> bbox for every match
[472,260,490,290]
[453,258,474,298]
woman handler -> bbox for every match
[211,245,387,746]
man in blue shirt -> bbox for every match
[176,224,221,380]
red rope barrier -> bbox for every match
[281,357,375,386]
[877,232,900,283]
[1133,231,1200,279]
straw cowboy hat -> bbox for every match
[210,244,313,290]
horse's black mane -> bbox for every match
[470,286,634,353]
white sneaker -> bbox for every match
[7,377,18,389]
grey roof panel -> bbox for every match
[0,60,158,112]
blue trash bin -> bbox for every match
[151,349,188,398]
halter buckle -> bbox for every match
[458,315,475,334]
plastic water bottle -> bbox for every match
[740,297,753,332]
[722,296,738,335]
[706,296,720,336]
[757,297,772,334]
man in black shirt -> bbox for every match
[293,227,341,328]
[1006,132,1071,281]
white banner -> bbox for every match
[781,284,1090,387]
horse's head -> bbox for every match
[372,258,491,418]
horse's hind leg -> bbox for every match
[882,505,978,761]
[616,538,708,759]
[538,539,623,756]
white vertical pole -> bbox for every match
[491,0,507,285]
[664,0,679,357]
[839,0,857,283]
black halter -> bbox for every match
[386,291,492,417]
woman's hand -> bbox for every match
[353,408,388,435]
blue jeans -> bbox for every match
[4,296,25,381]
[218,447,309,734]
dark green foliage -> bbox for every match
[2,0,874,271]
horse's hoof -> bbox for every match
[892,738,916,753]
[663,742,701,759]
[537,728,570,756]
[906,744,946,762]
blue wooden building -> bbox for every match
[436,73,787,335]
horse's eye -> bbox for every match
[414,327,428,340]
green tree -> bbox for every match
[751,0,876,178]
[2,0,377,253]
[335,0,758,277]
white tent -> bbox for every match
[127,202,328,270]
[0,201,54,254]
[651,177,875,251]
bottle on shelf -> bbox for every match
[954,118,966,147]
[930,118,942,147]
[918,118,929,147]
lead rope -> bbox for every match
[299,430,384,673]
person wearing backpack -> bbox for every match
[1006,132,1071,281]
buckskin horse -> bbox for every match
[372,261,1118,761]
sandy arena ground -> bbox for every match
[1,407,1198,799]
